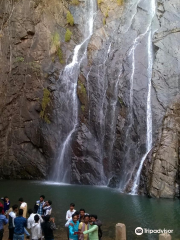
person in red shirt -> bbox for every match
[0,203,4,215]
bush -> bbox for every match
[15,57,24,62]
[67,11,74,26]
[71,0,80,5]
[40,88,51,124]
[52,32,60,48]
[117,0,123,5]
[57,47,64,63]
[65,28,72,42]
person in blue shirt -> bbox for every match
[13,209,27,240]
[1,196,10,213]
[0,206,8,240]
[34,195,45,216]
[69,213,80,240]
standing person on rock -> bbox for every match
[0,206,8,240]
[8,205,18,240]
[19,198,27,218]
[34,195,45,216]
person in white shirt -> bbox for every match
[66,203,76,221]
[31,215,42,240]
[43,200,52,216]
[8,204,18,240]
[27,209,43,230]
[18,198,27,218]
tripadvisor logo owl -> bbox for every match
[135,227,143,235]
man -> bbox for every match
[27,209,43,230]
[79,209,86,223]
[69,214,80,240]
[34,195,45,216]
[1,196,10,213]
[0,206,8,240]
[82,218,98,240]
[13,209,27,240]
[19,198,27,218]
[66,203,76,221]
[41,215,56,240]
[65,211,80,240]
[43,200,52,216]
[78,215,89,240]
[65,211,80,227]
[8,205,18,240]
[31,215,42,240]
[89,215,102,240]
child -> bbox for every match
[66,203,76,221]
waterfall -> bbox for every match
[130,0,156,194]
[52,0,97,182]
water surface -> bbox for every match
[1,181,180,240]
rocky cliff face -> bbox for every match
[0,0,71,178]
[140,96,180,198]
[139,0,180,198]
[0,0,179,198]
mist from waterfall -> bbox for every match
[51,0,97,183]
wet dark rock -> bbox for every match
[108,176,120,189]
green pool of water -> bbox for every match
[1,180,180,240]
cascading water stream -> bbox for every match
[52,0,97,182]
[119,0,156,192]
[130,0,156,194]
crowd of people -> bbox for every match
[0,196,102,240]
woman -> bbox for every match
[82,219,98,240]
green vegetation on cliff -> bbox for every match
[15,56,24,62]
[40,88,51,124]
[65,28,72,42]
[71,0,80,5]
[117,0,124,5]
[51,32,64,64]
[57,47,64,64]
[67,11,74,26]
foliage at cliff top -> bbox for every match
[65,28,72,42]
[67,11,74,26]
[71,0,80,5]
[40,88,51,124]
